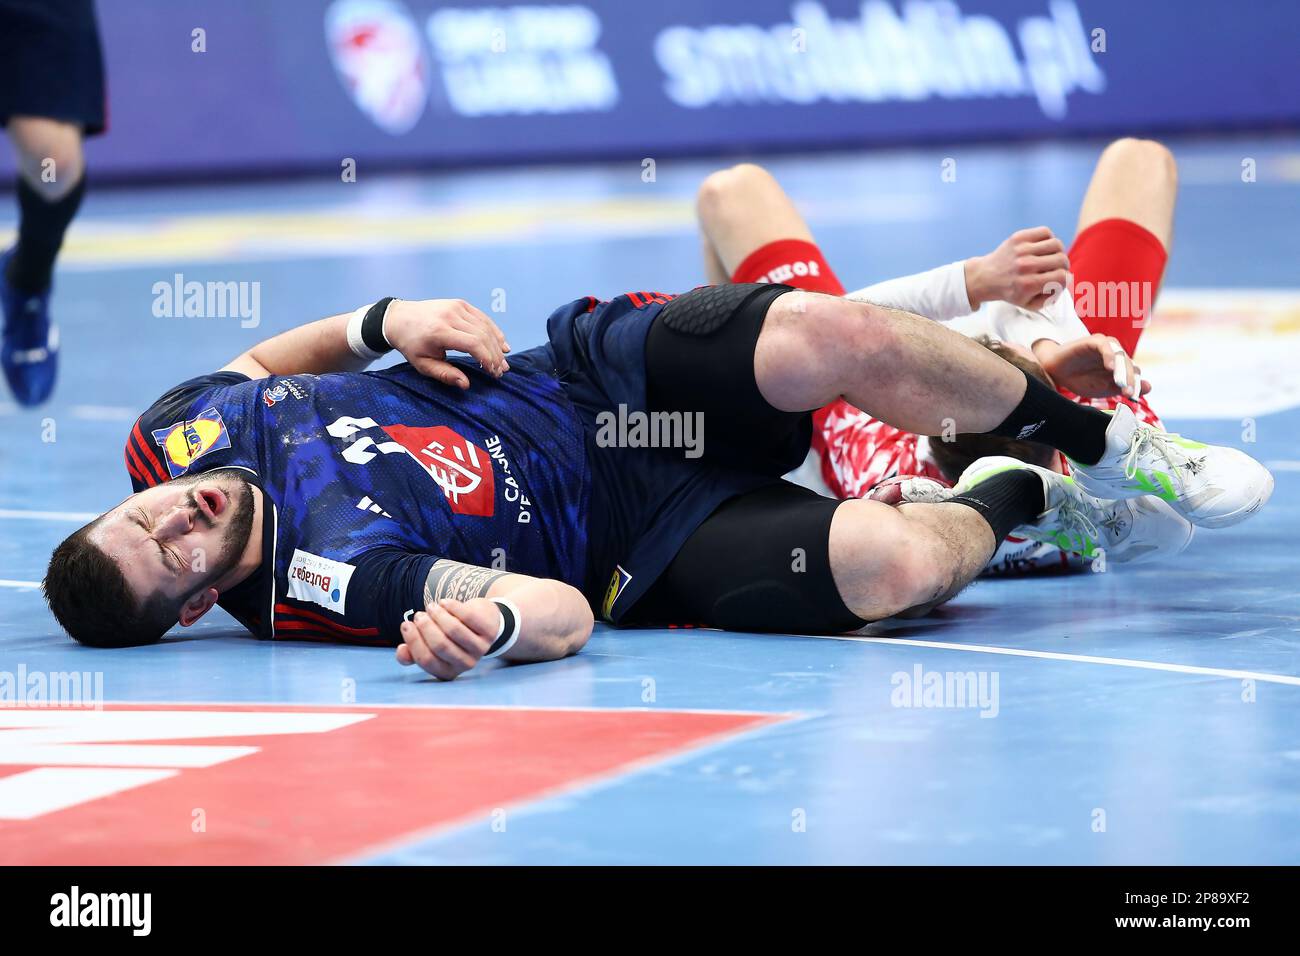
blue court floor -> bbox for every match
[2,134,1298,864]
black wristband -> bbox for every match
[487,601,517,655]
[362,297,396,355]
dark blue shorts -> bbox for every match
[0,0,106,135]
[522,285,811,622]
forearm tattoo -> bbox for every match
[423,559,508,605]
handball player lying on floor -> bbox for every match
[44,217,1272,678]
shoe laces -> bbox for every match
[1122,422,1192,481]
[1050,493,1100,554]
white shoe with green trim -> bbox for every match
[1067,404,1273,529]
[956,456,1195,565]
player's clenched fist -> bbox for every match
[383,298,511,390]
[965,226,1070,311]
[397,597,501,680]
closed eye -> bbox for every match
[158,543,181,574]
[135,507,181,575]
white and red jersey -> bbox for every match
[813,403,946,500]
[813,391,1164,577]
[816,389,1163,500]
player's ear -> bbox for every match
[178,587,219,627]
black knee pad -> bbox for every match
[658,283,788,336]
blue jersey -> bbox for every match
[125,357,588,645]
[125,290,782,643]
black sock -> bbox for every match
[949,468,1045,544]
[6,175,86,294]
[989,369,1111,465]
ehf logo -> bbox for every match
[262,384,290,408]
[325,0,429,134]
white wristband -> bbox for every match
[484,598,522,659]
[346,303,383,361]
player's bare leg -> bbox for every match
[756,292,1029,434]
[1076,137,1177,251]
[700,232,730,285]
[7,116,86,201]
[696,163,816,276]
[696,166,1044,440]
[829,497,998,620]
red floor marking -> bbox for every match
[0,703,784,865]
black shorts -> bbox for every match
[0,0,106,135]
[645,282,813,476]
[538,282,862,632]
[628,480,865,634]
[627,284,865,634]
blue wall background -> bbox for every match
[8,0,1299,179]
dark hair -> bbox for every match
[928,335,1058,483]
[44,518,179,648]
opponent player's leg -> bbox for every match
[751,288,1238,509]
[1071,138,1177,355]
[2,116,86,405]
[695,164,821,281]
[692,166,1095,453]
[700,233,730,286]
[1076,137,1176,252]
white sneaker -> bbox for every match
[956,456,1195,565]
[1068,404,1274,529]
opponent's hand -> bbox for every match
[396,597,502,680]
[1032,334,1150,400]
[965,227,1069,310]
[383,298,511,390]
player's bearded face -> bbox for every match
[97,470,257,606]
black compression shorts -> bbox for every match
[626,283,866,634]
[627,480,866,634]
[644,282,813,477]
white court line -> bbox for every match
[0,580,41,590]
[822,635,1300,687]
[0,509,98,522]
[1265,460,1300,472]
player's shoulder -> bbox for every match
[124,370,252,489]
[136,370,252,425]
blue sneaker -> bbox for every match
[0,248,59,406]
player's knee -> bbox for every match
[1101,137,1177,191]
[837,510,950,620]
[781,295,901,373]
[890,538,950,614]
[17,140,84,199]
[696,163,777,222]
